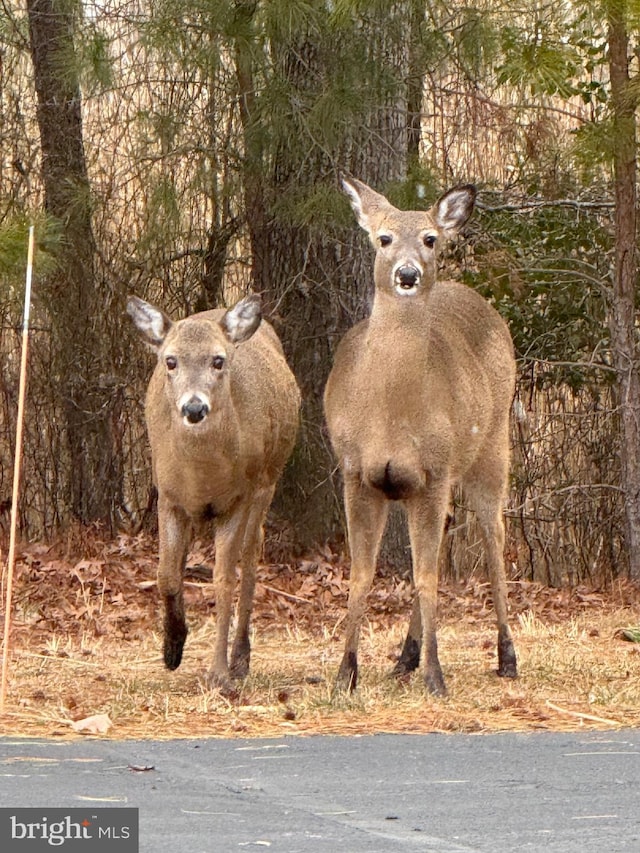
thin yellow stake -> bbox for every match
[1,225,35,715]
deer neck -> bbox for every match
[369,287,434,334]
[171,402,241,463]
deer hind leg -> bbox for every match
[405,481,451,696]
[391,595,422,678]
[473,493,517,679]
[336,476,389,692]
[478,507,518,678]
[229,486,275,680]
[157,499,191,670]
[207,504,251,691]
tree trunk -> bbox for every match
[257,22,410,549]
[232,0,269,299]
[27,0,120,527]
[607,1,640,580]
[230,4,419,549]
[407,0,426,166]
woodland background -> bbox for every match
[2,0,640,588]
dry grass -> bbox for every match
[1,533,639,739]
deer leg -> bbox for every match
[229,487,274,680]
[405,484,450,696]
[207,505,251,690]
[157,499,191,670]
[475,499,517,679]
[335,477,389,693]
[391,595,422,677]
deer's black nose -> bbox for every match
[182,397,209,424]
[396,265,420,289]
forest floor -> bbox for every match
[1,531,639,740]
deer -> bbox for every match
[127,293,300,689]
[324,177,518,696]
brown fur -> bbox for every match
[324,178,517,695]
[128,294,300,688]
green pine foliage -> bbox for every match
[0,217,57,282]
[469,182,613,394]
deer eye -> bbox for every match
[212,355,225,370]
[165,355,177,371]
[423,234,437,248]
[379,234,392,247]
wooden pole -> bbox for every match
[1,225,35,714]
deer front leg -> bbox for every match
[229,487,274,680]
[405,484,450,696]
[335,478,389,692]
[157,499,191,670]
[206,505,251,690]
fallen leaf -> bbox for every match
[70,713,113,735]
[617,627,640,643]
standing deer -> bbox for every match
[324,177,518,696]
[127,294,300,689]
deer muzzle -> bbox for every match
[181,395,210,424]
[394,264,421,293]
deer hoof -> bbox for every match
[164,633,186,671]
[335,653,358,693]
[163,611,187,670]
[391,636,421,679]
[230,638,251,680]
[424,664,447,697]
[497,657,518,679]
[498,633,518,678]
[205,669,236,697]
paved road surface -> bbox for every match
[1,730,639,851]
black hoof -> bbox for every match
[230,646,250,681]
[498,632,518,679]
[335,652,358,693]
[497,655,518,679]
[164,637,185,670]
[390,662,413,680]
[391,636,421,679]
[163,623,188,670]
[497,665,517,679]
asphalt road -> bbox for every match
[0,730,639,852]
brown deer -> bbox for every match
[127,294,300,689]
[324,177,517,696]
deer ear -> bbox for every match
[221,293,262,344]
[341,176,392,236]
[432,184,476,235]
[127,296,173,349]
